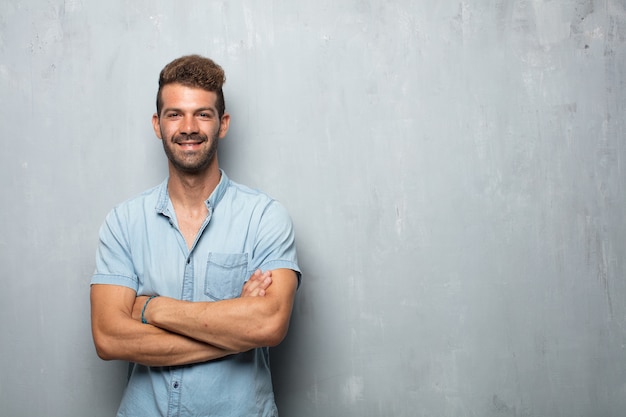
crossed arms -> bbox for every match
[90,268,297,367]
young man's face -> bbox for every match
[153,83,230,174]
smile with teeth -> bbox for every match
[174,139,205,150]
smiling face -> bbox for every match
[153,83,230,175]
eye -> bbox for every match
[198,112,212,119]
[166,112,180,118]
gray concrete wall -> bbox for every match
[1,1,625,416]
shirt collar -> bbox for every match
[207,169,230,209]
[155,169,230,216]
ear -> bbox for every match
[152,113,162,139]
[218,113,230,139]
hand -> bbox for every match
[240,269,272,297]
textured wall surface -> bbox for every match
[1,1,625,416]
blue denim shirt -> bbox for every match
[91,170,300,417]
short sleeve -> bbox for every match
[91,208,139,291]
[252,200,301,286]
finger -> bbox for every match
[246,269,263,284]
[241,272,264,296]
[243,271,263,289]
[251,274,272,297]
[241,271,272,297]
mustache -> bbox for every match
[172,133,207,144]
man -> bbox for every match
[90,55,301,417]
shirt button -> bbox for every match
[187,258,191,264]
[173,381,180,389]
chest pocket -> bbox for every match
[204,252,249,301]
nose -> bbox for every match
[180,114,199,134]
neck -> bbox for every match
[167,164,221,211]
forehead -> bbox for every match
[160,83,218,111]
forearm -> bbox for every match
[91,284,234,367]
[144,297,283,352]
[143,269,298,352]
[93,319,234,367]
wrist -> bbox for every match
[141,295,159,324]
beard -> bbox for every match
[161,130,219,174]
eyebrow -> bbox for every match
[162,107,218,115]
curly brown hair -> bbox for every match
[156,54,226,118]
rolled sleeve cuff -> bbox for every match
[258,260,301,287]
[91,273,139,292]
